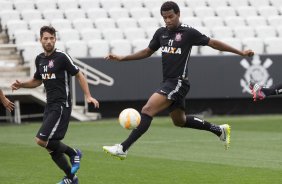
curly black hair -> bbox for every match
[160,1,180,15]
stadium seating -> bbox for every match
[233,26,256,39]
[215,6,237,17]
[0,0,281,61]
[80,28,102,41]
[108,8,130,20]
[110,39,131,55]
[64,9,86,21]
[57,0,79,10]
[102,28,124,41]
[264,37,282,54]
[58,29,81,42]
[124,28,146,41]
[79,0,100,10]
[121,0,143,9]
[0,0,13,11]
[35,0,57,11]
[211,27,233,39]
[72,18,94,31]
[116,18,138,29]
[21,9,42,22]
[65,40,88,58]
[86,8,108,21]
[13,0,35,11]
[131,39,149,53]
[42,9,64,21]
[88,39,109,57]
[6,20,29,36]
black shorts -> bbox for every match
[36,103,71,141]
[156,78,190,112]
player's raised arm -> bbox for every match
[105,47,155,62]
[75,71,99,108]
[0,89,14,112]
[208,38,254,57]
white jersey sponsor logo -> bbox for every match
[161,46,182,54]
[41,73,56,80]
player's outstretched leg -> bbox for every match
[57,175,78,184]
[219,124,231,150]
[70,149,83,174]
[103,144,128,160]
[249,81,266,101]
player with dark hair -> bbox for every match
[0,89,14,112]
[103,1,254,159]
[249,81,282,101]
[11,26,99,184]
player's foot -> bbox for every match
[70,149,82,174]
[249,81,266,101]
[103,144,127,160]
[57,175,78,184]
[219,124,231,150]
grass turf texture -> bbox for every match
[0,115,282,184]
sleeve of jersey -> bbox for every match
[33,56,42,80]
[64,54,80,76]
[190,28,210,46]
[148,29,161,51]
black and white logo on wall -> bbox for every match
[240,55,273,94]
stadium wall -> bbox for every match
[2,55,282,121]
[77,54,281,101]
[74,54,282,117]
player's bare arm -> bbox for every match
[105,47,155,62]
[75,71,99,108]
[0,89,14,112]
[208,39,254,57]
[11,78,42,91]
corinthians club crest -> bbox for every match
[240,55,273,94]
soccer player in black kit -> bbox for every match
[11,26,99,184]
[103,1,254,159]
[250,81,282,101]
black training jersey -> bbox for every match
[33,49,79,106]
[149,24,210,81]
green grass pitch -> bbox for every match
[0,115,282,184]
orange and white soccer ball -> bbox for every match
[118,108,141,129]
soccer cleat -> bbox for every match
[219,124,231,150]
[249,81,266,101]
[70,149,82,174]
[57,175,78,184]
[102,144,127,160]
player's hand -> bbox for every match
[11,80,22,91]
[104,54,123,61]
[0,97,14,112]
[242,50,254,57]
[86,96,99,108]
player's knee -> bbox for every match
[35,137,47,147]
[141,105,153,116]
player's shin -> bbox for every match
[184,115,222,136]
[121,113,152,152]
[50,151,74,180]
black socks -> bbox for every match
[46,140,76,179]
[185,115,222,137]
[50,151,74,179]
[262,83,282,96]
[121,113,152,152]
